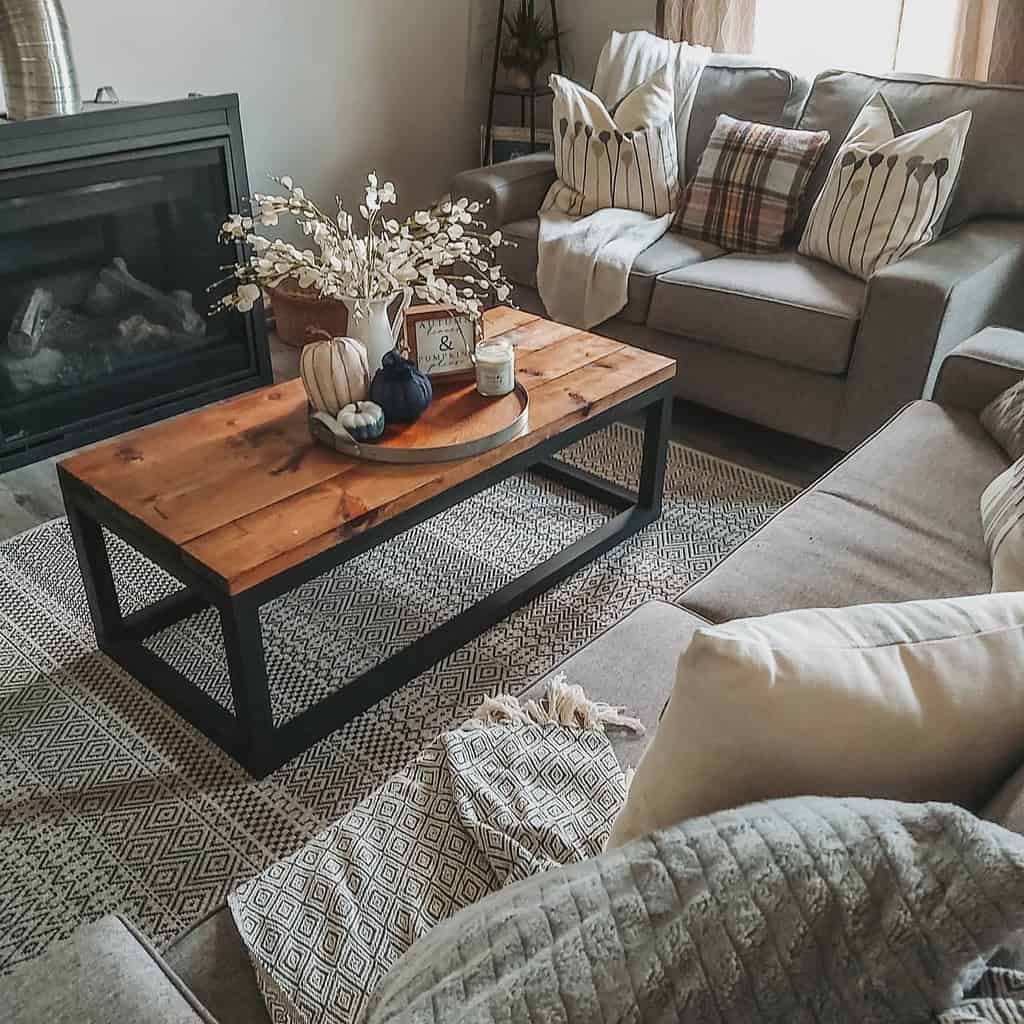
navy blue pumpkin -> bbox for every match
[370,350,432,422]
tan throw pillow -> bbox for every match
[542,67,679,219]
[981,457,1024,592]
[607,593,1024,849]
[982,378,1024,462]
[673,114,829,253]
[799,93,972,280]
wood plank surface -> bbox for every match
[61,308,675,594]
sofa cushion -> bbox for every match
[682,401,1009,622]
[647,250,865,374]
[500,217,541,290]
[522,600,710,768]
[796,69,1024,231]
[503,218,723,324]
[686,60,799,175]
[7,914,215,1023]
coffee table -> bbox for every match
[58,308,676,777]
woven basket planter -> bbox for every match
[269,280,349,349]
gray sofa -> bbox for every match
[456,61,1024,451]
[7,326,1024,1021]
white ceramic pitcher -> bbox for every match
[341,293,410,374]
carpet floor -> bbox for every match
[0,423,796,973]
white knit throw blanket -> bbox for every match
[537,32,709,330]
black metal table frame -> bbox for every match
[58,380,672,779]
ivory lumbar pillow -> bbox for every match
[608,593,1024,848]
[799,93,971,280]
[542,66,679,219]
[981,457,1024,592]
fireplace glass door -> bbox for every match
[0,143,259,459]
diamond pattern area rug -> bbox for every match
[0,423,796,973]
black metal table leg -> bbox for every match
[219,595,276,777]
[65,500,124,649]
[638,394,672,514]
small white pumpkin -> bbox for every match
[300,335,370,415]
[339,401,385,442]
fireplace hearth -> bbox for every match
[0,94,271,471]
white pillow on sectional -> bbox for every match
[607,593,1024,848]
[981,457,1024,592]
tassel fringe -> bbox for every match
[461,673,645,736]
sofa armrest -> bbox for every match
[453,153,556,230]
[932,327,1024,413]
[836,218,1024,449]
[5,915,216,1023]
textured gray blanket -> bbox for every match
[360,797,1024,1024]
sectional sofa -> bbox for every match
[457,60,1024,451]
[9,321,1024,1023]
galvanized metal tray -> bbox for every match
[309,381,529,464]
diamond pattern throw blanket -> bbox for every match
[229,722,627,1024]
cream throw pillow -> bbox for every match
[542,67,679,219]
[981,458,1024,592]
[798,93,971,280]
[608,593,1024,848]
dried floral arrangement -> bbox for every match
[213,174,514,324]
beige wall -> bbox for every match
[3,0,657,206]
[558,0,658,84]
[25,1,481,213]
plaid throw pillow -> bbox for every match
[674,115,830,253]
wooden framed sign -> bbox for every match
[404,305,480,382]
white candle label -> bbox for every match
[475,342,515,397]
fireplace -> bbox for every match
[0,94,271,471]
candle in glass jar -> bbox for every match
[474,339,515,397]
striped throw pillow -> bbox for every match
[981,377,1024,462]
[799,93,972,280]
[981,457,1024,593]
[542,67,680,219]
[673,115,830,253]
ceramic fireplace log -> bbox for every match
[7,286,55,357]
[41,307,117,353]
[85,258,206,337]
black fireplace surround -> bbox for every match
[0,94,271,471]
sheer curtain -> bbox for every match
[657,0,1024,82]
[656,0,756,53]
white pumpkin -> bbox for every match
[300,335,370,415]
[339,401,385,441]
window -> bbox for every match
[753,0,970,78]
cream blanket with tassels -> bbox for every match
[537,31,708,329]
[229,676,641,1024]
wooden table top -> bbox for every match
[60,308,675,595]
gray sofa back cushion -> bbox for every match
[686,60,799,175]
[796,69,1024,231]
